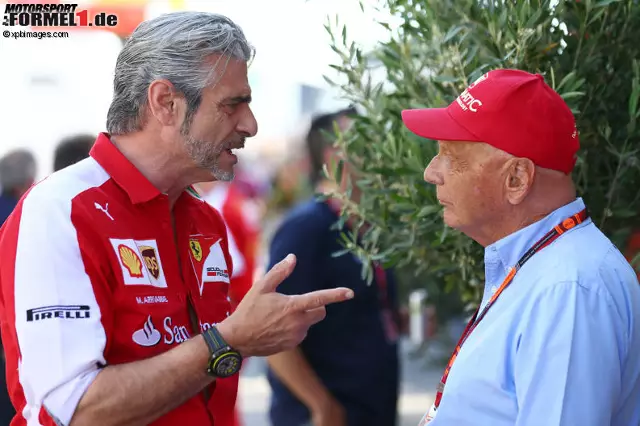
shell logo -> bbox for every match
[118,244,143,278]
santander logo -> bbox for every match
[131,315,220,347]
[132,315,161,347]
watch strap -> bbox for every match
[203,326,227,354]
[203,326,242,378]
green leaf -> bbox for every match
[556,71,576,92]
[628,61,640,120]
[594,0,622,7]
[443,25,465,44]
[560,91,586,100]
[331,248,351,258]
[587,7,607,25]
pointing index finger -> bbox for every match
[290,287,354,311]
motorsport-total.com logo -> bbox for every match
[3,3,118,28]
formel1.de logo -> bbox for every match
[3,3,118,28]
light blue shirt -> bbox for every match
[430,198,640,426]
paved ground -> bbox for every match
[236,338,442,426]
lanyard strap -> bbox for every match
[433,208,588,408]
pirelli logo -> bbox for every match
[26,305,90,322]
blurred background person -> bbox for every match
[0,149,36,227]
[267,155,313,213]
[265,108,401,426]
[53,134,95,172]
[0,148,35,424]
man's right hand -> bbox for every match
[217,254,354,357]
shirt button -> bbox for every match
[226,311,230,317]
[490,285,498,294]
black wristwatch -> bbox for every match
[203,326,243,378]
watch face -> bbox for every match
[213,352,242,378]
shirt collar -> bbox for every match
[483,197,588,290]
[90,132,163,204]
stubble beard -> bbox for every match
[182,124,235,182]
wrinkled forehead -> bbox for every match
[438,140,508,159]
[204,55,251,97]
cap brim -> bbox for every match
[401,108,480,142]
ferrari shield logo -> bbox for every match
[190,239,203,262]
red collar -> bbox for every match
[90,133,162,204]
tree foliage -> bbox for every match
[324,0,640,311]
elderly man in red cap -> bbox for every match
[402,69,640,426]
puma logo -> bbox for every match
[94,202,114,221]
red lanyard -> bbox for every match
[433,208,588,409]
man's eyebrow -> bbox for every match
[225,95,252,104]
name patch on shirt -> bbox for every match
[135,295,169,305]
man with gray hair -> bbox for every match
[0,11,353,426]
[0,148,36,226]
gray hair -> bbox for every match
[106,11,255,135]
[0,149,36,192]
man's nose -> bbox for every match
[423,157,443,185]
[237,105,258,137]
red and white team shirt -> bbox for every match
[0,133,238,426]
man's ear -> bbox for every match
[504,158,536,205]
[147,79,185,127]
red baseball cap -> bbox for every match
[401,69,579,174]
